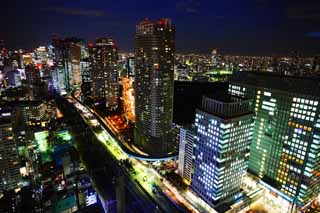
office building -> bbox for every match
[191,95,254,206]
[25,64,41,86]
[229,71,320,208]
[178,127,194,184]
[127,57,135,78]
[134,18,175,157]
[211,49,218,66]
[19,101,48,127]
[80,58,91,98]
[0,110,21,193]
[7,70,22,88]
[67,41,82,89]
[89,38,119,109]
[52,37,83,92]
[51,66,66,95]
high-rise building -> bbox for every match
[52,37,83,92]
[134,18,175,157]
[51,66,66,95]
[211,49,218,66]
[229,71,320,208]
[66,39,82,89]
[80,58,91,98]
[25,64,41,86]
[0,110,21,193]
[178,127,194,184]
[127,57,135,78]
[191,95,254,207]
[7,70,22,88]
[89,38,119,109]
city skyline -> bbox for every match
[1,2,320,213]
[2,0,320,56]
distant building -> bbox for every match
[122,77,135,123]
[19,101,48,127]
[51,66,66,95]
[313,55,320,73]
[25,64,41,85]
[191,95,254,207]
[67,40,82,89]
[127,57,135,78]
[0,110,21,193]
[89,38,119,109]
[134,18,175,157]
[230,71,320,208]
[7,70,21,88]
[52,36,84,92]
[178,127,194,184]
[80,58,91,98]
[211,49,218,66]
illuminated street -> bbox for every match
[67,96,198,212]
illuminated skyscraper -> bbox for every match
[0,110,21,193]
[134,18,175,157]
[66,40,82,89]
[89,38,119,109]
[52,37,83,93]
[191,95,254,207]
[229,71,320,208]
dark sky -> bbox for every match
[1,0,320,56]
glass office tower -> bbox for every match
[229,71,320,207]
[191,95,254,206]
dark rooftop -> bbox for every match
[230,71,320,97]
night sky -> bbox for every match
[1,0,320,55]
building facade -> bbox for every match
[191,95,254,206]
[229,71,320,208]
[0,111,21,193]
[178,127,194,184]
[52,37,83,93]
[134,18,175,157]
[89,38,119,109]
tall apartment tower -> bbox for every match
[191,95,254,207]
[89,38,119,109]
[229,71,320,208]
[0,110,21,193]
[134,18,175,157]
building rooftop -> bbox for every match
[200,95,253,119]
[230,71,320,96]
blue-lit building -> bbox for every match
[191,95,254,207]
